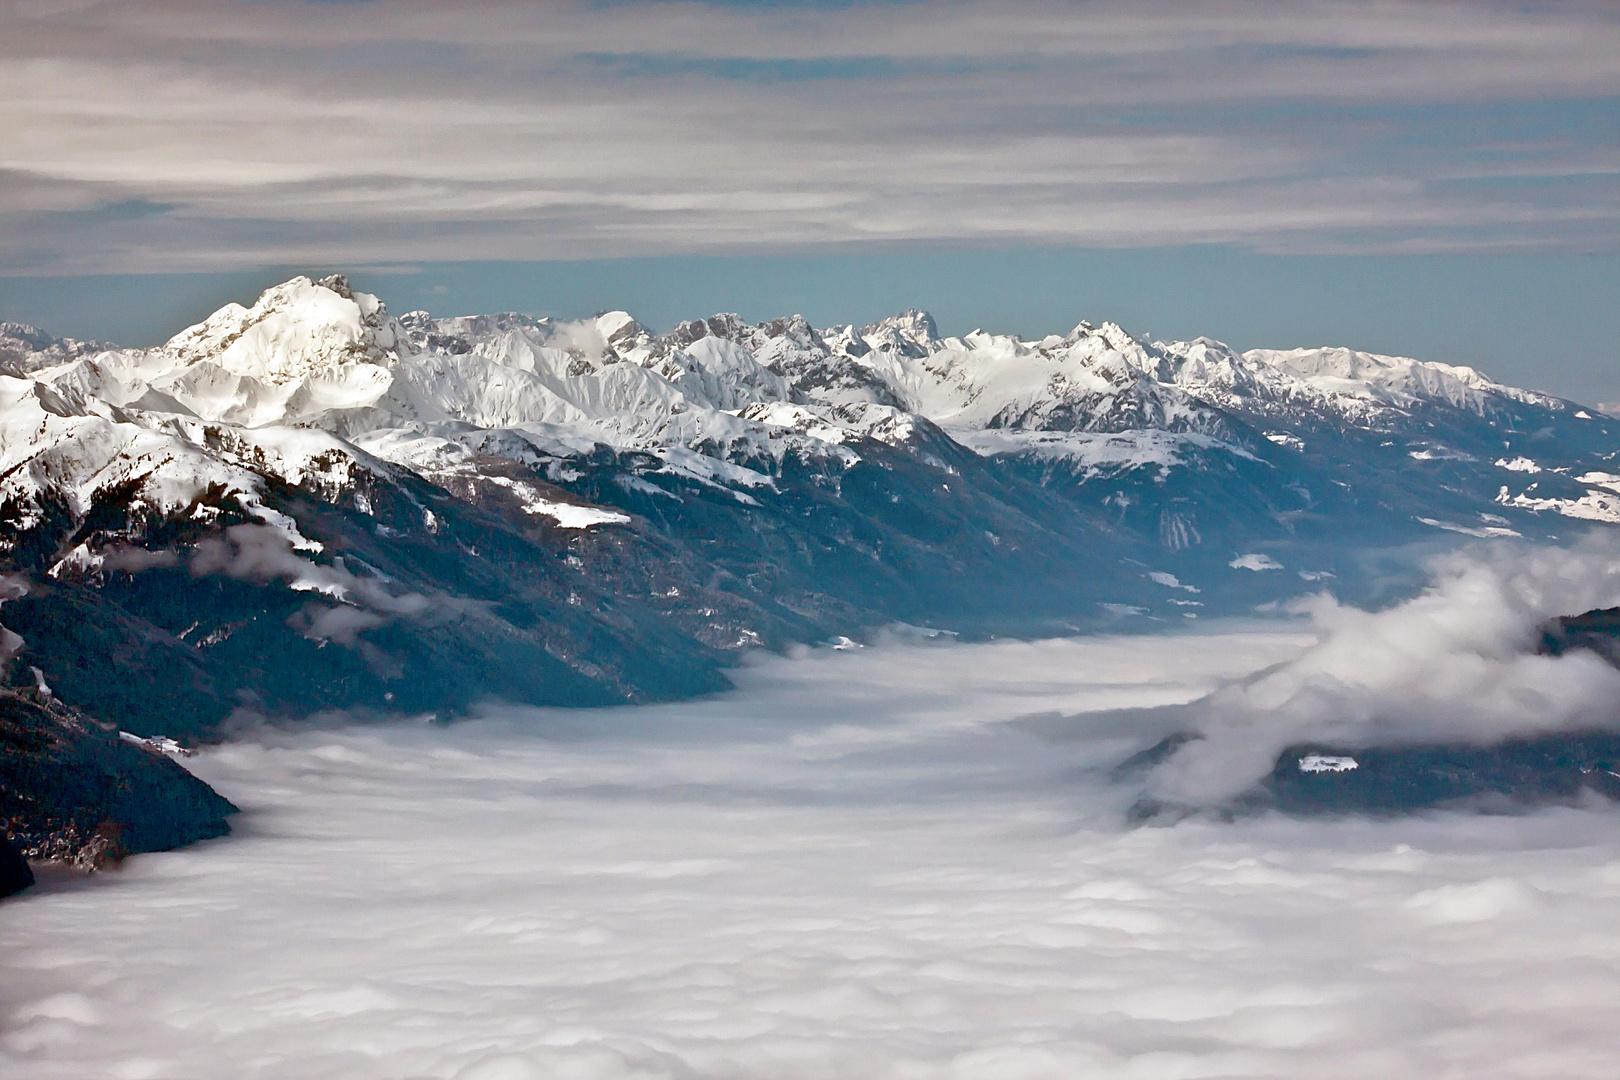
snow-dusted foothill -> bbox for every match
[1,274,1618,744]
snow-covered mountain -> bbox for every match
[2,275,1616,739]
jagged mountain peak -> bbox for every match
[860,309,938,358]
[0,322,60,375]
[0,321,114,374]
[314,273,357,300]
[663,313,752,348]
[595,310,645,349]
[868,308,939,340]
[163,275,399,382]
[0,322,56,352]
[753,313,823,347]
[1080,320,1140,353]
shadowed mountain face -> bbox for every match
[0,683,236,878]
[2,275,1616,745]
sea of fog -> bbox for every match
[8,567,1620,1077]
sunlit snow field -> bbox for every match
[7,625,1620,1079]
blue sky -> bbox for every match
[1,0,1616,397]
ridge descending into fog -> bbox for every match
[2,275,1619,737]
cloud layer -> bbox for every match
[2,0,1617,273]
[7,588,1620,1076]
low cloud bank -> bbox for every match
[4,592,1620,1077]
[1149,537,1620,805]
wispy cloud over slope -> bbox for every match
[2,0,1616,272]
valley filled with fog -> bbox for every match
[8,544,1620,1079]
[5,2,1617,1075]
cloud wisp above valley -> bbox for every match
[2,0,1617,274]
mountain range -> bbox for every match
[2,273,1618,749]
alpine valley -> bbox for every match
[4,274,1620,872]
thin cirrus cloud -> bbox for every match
[0,0,1617,274]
